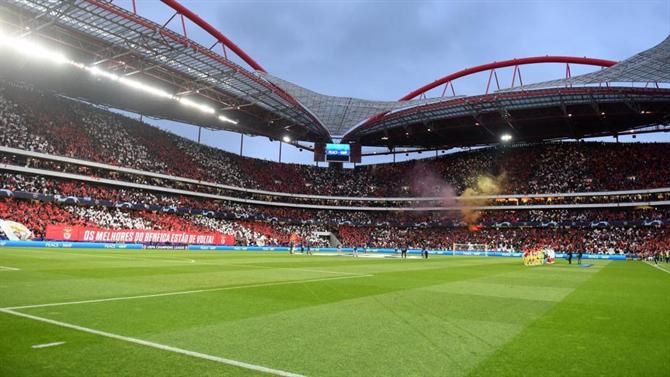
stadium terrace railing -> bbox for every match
[2,163,670,212]
[3,146,670,203]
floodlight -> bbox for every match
[218,115,238,125]
[0,31,242,125]
[0,32,70,65]
[178,97,215,114]
[87,66,120,81]
[118,77,173,99]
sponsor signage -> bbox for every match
[45,224,234,245]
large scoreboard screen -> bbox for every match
[325,143,351,162]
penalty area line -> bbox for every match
[0,265,20,271]
[645,261,670,275]
[0,308,304,377]
[3,274,374,311]
[32,341,66,349]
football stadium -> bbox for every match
[1,0,670,376]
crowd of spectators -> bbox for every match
[337,225,670,255]
[1,82,670,199]
[0,199,94,239]
[3,171,670,228]
[10,153,670,207]
[13,153,668,209]
[1,81,670,255]
[0,198,332,246]
[187,215,278,246]
[68,206,153,230]
[0,196,668,255]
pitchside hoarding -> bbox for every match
[45,224,234,245]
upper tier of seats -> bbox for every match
[1,81,669,198]
[2,171,669,226]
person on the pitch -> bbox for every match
[577,250,583,265]
[421,246,428,259]
[352,246,358,258]
[567,250,573,264]
[401,246,407,259]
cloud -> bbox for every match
[144,0,670,162]
[194,0,669,100]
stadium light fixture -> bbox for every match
[218,115,238,125]
[381,136,389,140]
[500,134,513,142]
[282,136,291,143]
[0,30,246,130]
[118,77,174,99]
[0,32,71,65]
[87,66,177,101]
[87,66,120,81]
[177,97,215,114]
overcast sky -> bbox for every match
[115,0,670,165]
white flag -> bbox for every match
[0,220,33,241]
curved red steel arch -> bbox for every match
[161,0,266,72]
[400,56,617,100]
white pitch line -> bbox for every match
[32,341,66,349]
[3,274,374,311]
[645,261,670,275]
[0,265,20,271]
[1,309,304,377]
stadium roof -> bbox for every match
[0,0,331,142]
[343,36,670,147]
[502,35,670,91]
[1,0,669,148]
[261,73,457,137]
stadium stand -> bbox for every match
[2,172,670,225]
[2,83,670,198]
[2,195,666,256]
[1,81,669,257]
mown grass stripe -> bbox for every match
[1,309,304,377]
[3,273,373,310]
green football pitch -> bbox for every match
[1,248,668,377]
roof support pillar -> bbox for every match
[279,140,283,162]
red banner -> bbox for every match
[45,224,234,245]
